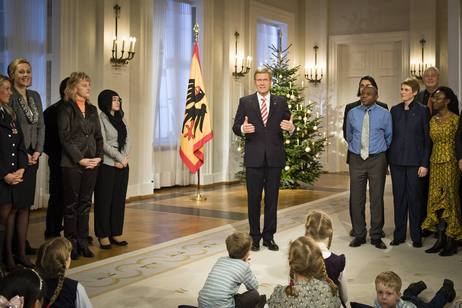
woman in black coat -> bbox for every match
[0,75,28,272]
[57,72,103,260]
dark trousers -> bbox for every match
[349,152,387,240]
[390,165,422,243]
[246,163,282,242]
[403,284,450,308]
[94,164,129,238]
[62,166,98,247]
[45,157,64,237]
[234,289,261,308]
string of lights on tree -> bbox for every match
[236,43,327,189]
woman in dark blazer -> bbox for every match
[388,78,430,247]
[0,75,28,272]
[7,58,44,267]
[94,89,129,249]
[57,72,103,260]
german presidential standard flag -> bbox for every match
[179,42,213,173]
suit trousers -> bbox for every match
[62,166,98,247]
[246,163,282,242]
[349,152,387,240]
[94,164,129,238]
[45,157,64,237]
[390,164,422,243]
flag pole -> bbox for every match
[191,23,206,201]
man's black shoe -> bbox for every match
[371,239,387,249]
[263,239,279,251]
[251,242,260,251]
[349,237,366,247]
[412,241,422,248]
[442,279,456,302]
[390,239,405,246]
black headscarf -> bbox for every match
[97,89,127,151]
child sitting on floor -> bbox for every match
[36,237,93,308]
[267,236,341,308]
[351,271,456,308]
[305,210,348,306]
[197,231,265,308]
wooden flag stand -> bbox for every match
[192,168,206,201]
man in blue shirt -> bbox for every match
[346,85,392,249]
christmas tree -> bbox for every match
[236,43,327,189]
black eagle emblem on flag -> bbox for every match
[182,78,207,138]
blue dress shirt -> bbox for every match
[346,103,392,155]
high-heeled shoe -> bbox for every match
[110,237,128,246]
[425,230,446,253]
[439,237,458,256]
[98,238,112,250]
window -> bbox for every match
[256,20,288,68]
[154,0,194,147]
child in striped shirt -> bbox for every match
[198,232,265,308]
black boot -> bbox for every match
[425,221,447,253]
[442,279,456,302]
[439,237,458,256]
[425,231,446,253]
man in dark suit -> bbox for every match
[415,66,459,115]
[43,77,69,239]
[232,68,294,252]
[388,78,430,248]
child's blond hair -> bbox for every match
[36,237,73,306]
[225,232,251,259]
[305,210,333,248]
[375,271,402,294]
[286,236,338,297]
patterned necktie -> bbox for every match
[261,97,268,126]
[360,109,369,160]
[427,94,433,115]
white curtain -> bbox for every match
[2,0,47,208]
[152,0,193,188]
[256,22,279,68]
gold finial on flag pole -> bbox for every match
[193,24,200,42]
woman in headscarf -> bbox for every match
[94,89,129,249]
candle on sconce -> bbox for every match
[246,56,252,68]
[301,80,304,87]
[128,37,133,53]
[132,37,136,52]
[121,37,126,52]
[316,112,319,118]
[112,36,117,51]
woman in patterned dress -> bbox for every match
[422,86,462,256]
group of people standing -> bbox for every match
[0,58,131,274]
[343,67,462,256]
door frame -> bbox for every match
[326,31,409,172]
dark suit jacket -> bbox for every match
[43,100,64,160]
[57,100,103,168]
[0,110,28,179]
[232,93,290,168]
[415,89,460,116]
[342,100,388,141]
[388,100,431,167]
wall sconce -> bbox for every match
[110,4,136,67]
[304,45,323,86]
[410,39,428,80]
[232,31,252,79]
